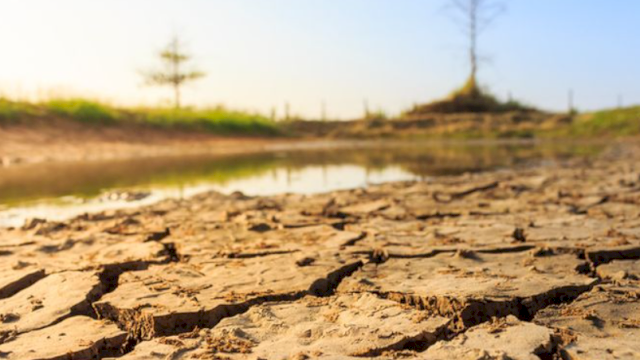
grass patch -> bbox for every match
[45,99,120,124]
[1,97,279,136]
[0,98,39,123]
[568,106,640,136]
[138,107,279,135]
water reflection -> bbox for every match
[0,141,603,227]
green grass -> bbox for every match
[45,99,119,124]
[568,106,640,136]
[405,105,640,139]
[3,96,639,139]
[0,98,39,122]
[0,98,279,136]
[138,107,279,135]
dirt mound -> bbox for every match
[406,78,535,116]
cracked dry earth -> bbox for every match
[2,144,640,360]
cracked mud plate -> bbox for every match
[111,293,449,359]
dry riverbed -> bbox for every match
[1,142,640,359]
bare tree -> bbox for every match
[142,36,205,109]
[448,0,505,88]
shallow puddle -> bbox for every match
[0,140,603,227]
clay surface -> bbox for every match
[113,293,449,359]
[0,316,126,360]
[535,284,640,360]
[1,142,640,358]
[337,250,595,330]
[422,315,554,360]
[0,271,102,339]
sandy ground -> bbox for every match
[0,120,304,166]
[1,142,640,359]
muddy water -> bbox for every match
[0,140,603,227]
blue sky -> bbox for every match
[0,0,638,118]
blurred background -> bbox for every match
[0,0,637,225]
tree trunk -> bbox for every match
[174,85,181,110]
[469,0,478,84]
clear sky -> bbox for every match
[0,0,638,119]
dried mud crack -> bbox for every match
[338,250,598,332]
[92,256,363,341]
[2,141,640,359]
